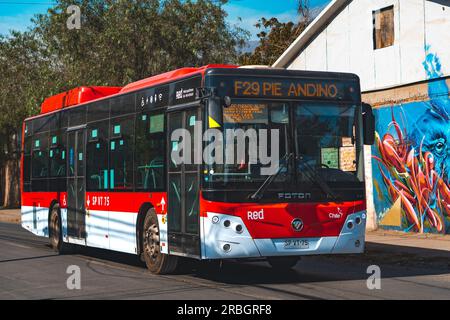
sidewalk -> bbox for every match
[0,209,20,224]
[366,229,450,259]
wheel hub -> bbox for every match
[145,224,160,259]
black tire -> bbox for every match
[267,257,300,270]
[141,208,178,274]
[49,204,71,254]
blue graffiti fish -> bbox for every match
[411,46,450,181]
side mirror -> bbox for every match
[222,96,232,108]
[362,103,375,145]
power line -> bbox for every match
[0,2,57,4]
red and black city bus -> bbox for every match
[21,65,374,274]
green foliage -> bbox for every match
[0,0,248,205]
[0,0,248,130]
[240,1,312,66]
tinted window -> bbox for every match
[168,112,182,172]
[59,111,69,129]
[68,106,86,127]
[109,116,134,191]
[47,113,58,131]
[24,121,32,136]
[168,175,181,233]
[135,113,166,191]
[49,132,66,177]
[87,101,109,123]
[110,94,135,117]
[86,120,109,191]
[185,173,199,234]
[32,132,48,178]
[23,126,32,190]
[33,115,51,134]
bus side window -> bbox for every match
[135,113,165,191]
[109,116,134,191]
[31,133,49,179]
[86,120,109,191]
[23,123,32,192]
[49,133,66,177]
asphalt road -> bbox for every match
[0,222,449,300]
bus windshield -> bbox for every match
[203,101,364,199]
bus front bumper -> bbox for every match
[201,212,366,260]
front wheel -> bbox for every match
[267,257,300,270]
[141,208,178,274]
[49,204,71,254]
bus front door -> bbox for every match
[67,128,87,241]
[167,108,201,258]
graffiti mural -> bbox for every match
[372,47,450,234]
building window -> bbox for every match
[373,6,394,50]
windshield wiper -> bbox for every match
[248,152,294,201]
[297,158,339,201]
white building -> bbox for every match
[274,0,450,234]
[274,0,450,91]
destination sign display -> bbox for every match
[223,104,268,124]
[213,76,359,101]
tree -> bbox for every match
[0,0,248,207]
[32,0,248,86]
[240,0,312,66]
[0,31,59,207]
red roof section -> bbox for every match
[120,64,238,94]
[40,86,122,114]
[39,65,238,115]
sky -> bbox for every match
[0,0,331,39]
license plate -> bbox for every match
[283,239,310,250]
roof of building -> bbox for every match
[272,0,351,68]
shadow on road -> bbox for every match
[4,222,449,286]
[0,254,58,264]
[70,242,450,286]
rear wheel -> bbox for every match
[142,208,178,274]
[49,204,71,254]
[267,257,300,270]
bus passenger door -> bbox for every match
[67,128,87,241]
[167,108,201,258]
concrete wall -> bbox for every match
[287,0,450,91]
[369,72,450,234]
